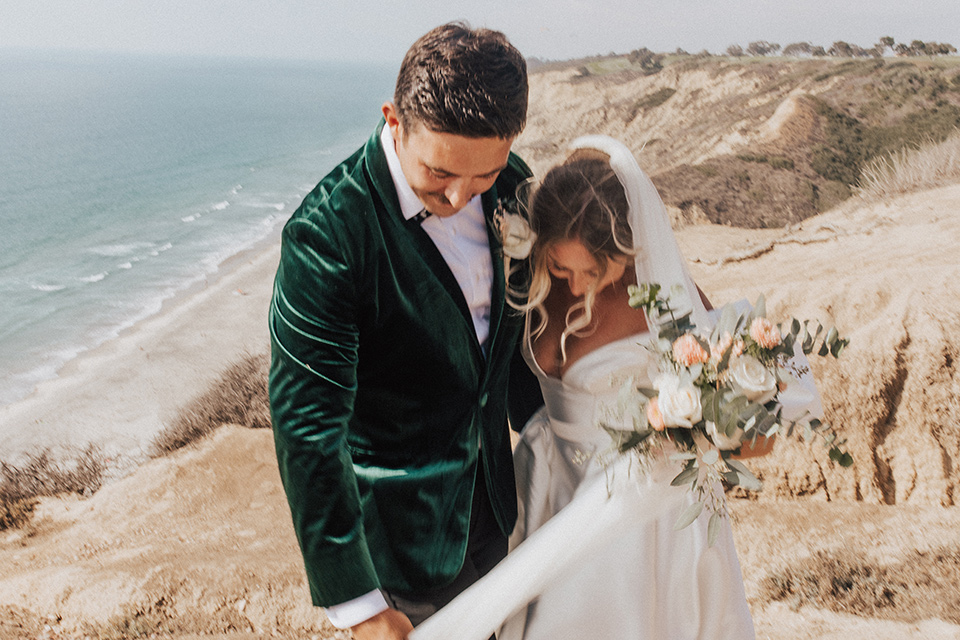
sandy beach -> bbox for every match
[0,237,280,475]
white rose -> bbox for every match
[706,420,744,450]
[654,373,702,428]
[728,355,777,404]
[500,212,536,260]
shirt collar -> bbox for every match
[380,125,429,222]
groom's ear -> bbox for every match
[382,102,403,141]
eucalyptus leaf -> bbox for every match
[671,464,699,487]
[674,500,704,530]
[725,459,763,491]
[701,449,720,465]
[754,294,767,320]
[688,362,704,380]
[702,388,722,424]
[708,512,721,547]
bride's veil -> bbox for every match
[569,135,711,332]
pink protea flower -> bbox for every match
[750,317,782,349]
[647,398,666,431]
[673,334,709,367]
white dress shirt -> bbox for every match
[324,127,496,629]
[381,125,494,347]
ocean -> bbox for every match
[0,50,395,406]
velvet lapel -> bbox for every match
[363,122,482,361]
[481,187,506,364]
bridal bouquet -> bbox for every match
[603,283,852,543]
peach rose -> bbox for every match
[673,334,709,367]
[647,398,666,431]
[750,317,782,349]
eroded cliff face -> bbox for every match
[680,184,960,506]
[517,57,960,228]
[516,63,805,176]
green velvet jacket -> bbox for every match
[268,121,539,606]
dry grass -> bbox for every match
[857,129,960,201]
[760,546,960,623]
[150,352,271,456]
[0,445,105,531]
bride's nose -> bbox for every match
[568,273,591,297]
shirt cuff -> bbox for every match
[323,590,390,629]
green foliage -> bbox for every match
[768,156,795,170]
[693,164,719,177]
[628,47,664,75]
[735,154,795,170]
[810,99,875,184]
[627,88,677,122]
[636,87,676,109]
[810,97,960,189]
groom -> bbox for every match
[269,23,541,640]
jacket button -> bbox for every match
[479,392,489,407]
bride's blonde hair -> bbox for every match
[510,149,634,361]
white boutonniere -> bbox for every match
[494,197,536,260]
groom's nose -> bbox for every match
[444,178,476,211]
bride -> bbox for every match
[410,136,760,640]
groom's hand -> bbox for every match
[350,608,414,640]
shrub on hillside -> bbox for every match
[151,352,271,456]
[761,546,960,623]
[0,446,104,531]
[858,129,960,200]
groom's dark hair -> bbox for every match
[394,22,528,139]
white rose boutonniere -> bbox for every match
[494,198,536,260]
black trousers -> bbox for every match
[383,463,508,629]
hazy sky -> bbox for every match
[1,0,957,64]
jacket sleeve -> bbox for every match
[268,214,379,606]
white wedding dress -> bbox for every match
[496,326,757,640]
[409,135,756,640]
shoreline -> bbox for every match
[0,224,285,474]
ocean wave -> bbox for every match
[247,201,286,211]
[88,242,156,257]
[80,272,108,283]
[31,283,66,292]
[210,201,230,211]
[230,184,243,194]
[118,262,133,269]
[182,214,199,222]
